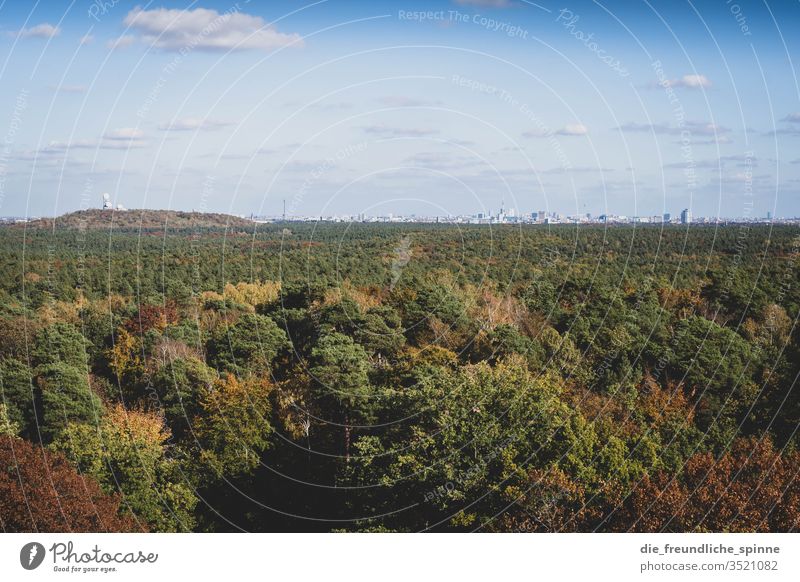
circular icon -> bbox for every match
[20,542,46,570]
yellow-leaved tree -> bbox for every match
[193,373,274,479]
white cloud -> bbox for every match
[123,7,303,52]
[362,125,440,137]
[663,159,721,169]
[99,138,148,150]
[40,128,148,152]
[104,128,145,140]
[159,118,235,131]
[782,113,800,123]
[403,152,477,170]
[79,34,94,46]
[107,35,135,50]
[10,148,66,161]
[521,128,549,138]
[376,96,442,107]
[556,123,588,136]
[523,123,588,138]
[721,171,772,185]
[14,23,60,39]
[40,140,93,152]
[768,127,800,137]
[617,120,729,136]
[313,101,355,111]
[661,74,712,89]
[543,165,613,174]
[681,135,734,145]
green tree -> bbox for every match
[0,403,19,436]
[669,316,757,430]
[207,313,288,376]
[53,405,198,532]
[0,358,35,437]
[35,363,103,441]
[150,357,216,439]
[32,322,89,368]
[310,333,372,458]
[354,305,406,358]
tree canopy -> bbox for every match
[0,223,798,531]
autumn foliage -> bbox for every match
[0,437,142,532]
[616,438,800,532]
[1,223,799,532]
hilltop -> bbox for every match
[11,209,256,231]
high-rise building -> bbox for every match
[663,213,671,222]
[680,208,692,224]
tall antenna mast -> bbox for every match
[283,199,286,221]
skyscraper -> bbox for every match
[680,209,692,224]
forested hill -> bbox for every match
[10,209,255,231]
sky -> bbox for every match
[0,0,799,219]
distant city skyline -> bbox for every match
[1,1,799,219]
[2,199,793,225]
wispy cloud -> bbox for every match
[104,128,145,141]
[719,172,772,185]
[31,129,148,154]
[40,132,148,153]
[13,23,60,39]
[663,159,721,169]
[312,101,354,111]
[158,118,235,131]
[10,148,66,161]
[376,96,442,107]
[362,125,440,137]
[666,156,757,170]
[543,165,613,174]
[767,126,800,136]
[403,152,477,170]
[617,120,729,136]
[720,154,758,164]
[781,113,800,123]
[682,135,734,145]
[123,7,303,52]
[523,123,588,138]
[659,74,712,89]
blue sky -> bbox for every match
[0,0,799,219]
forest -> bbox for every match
[1,212,798,532]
